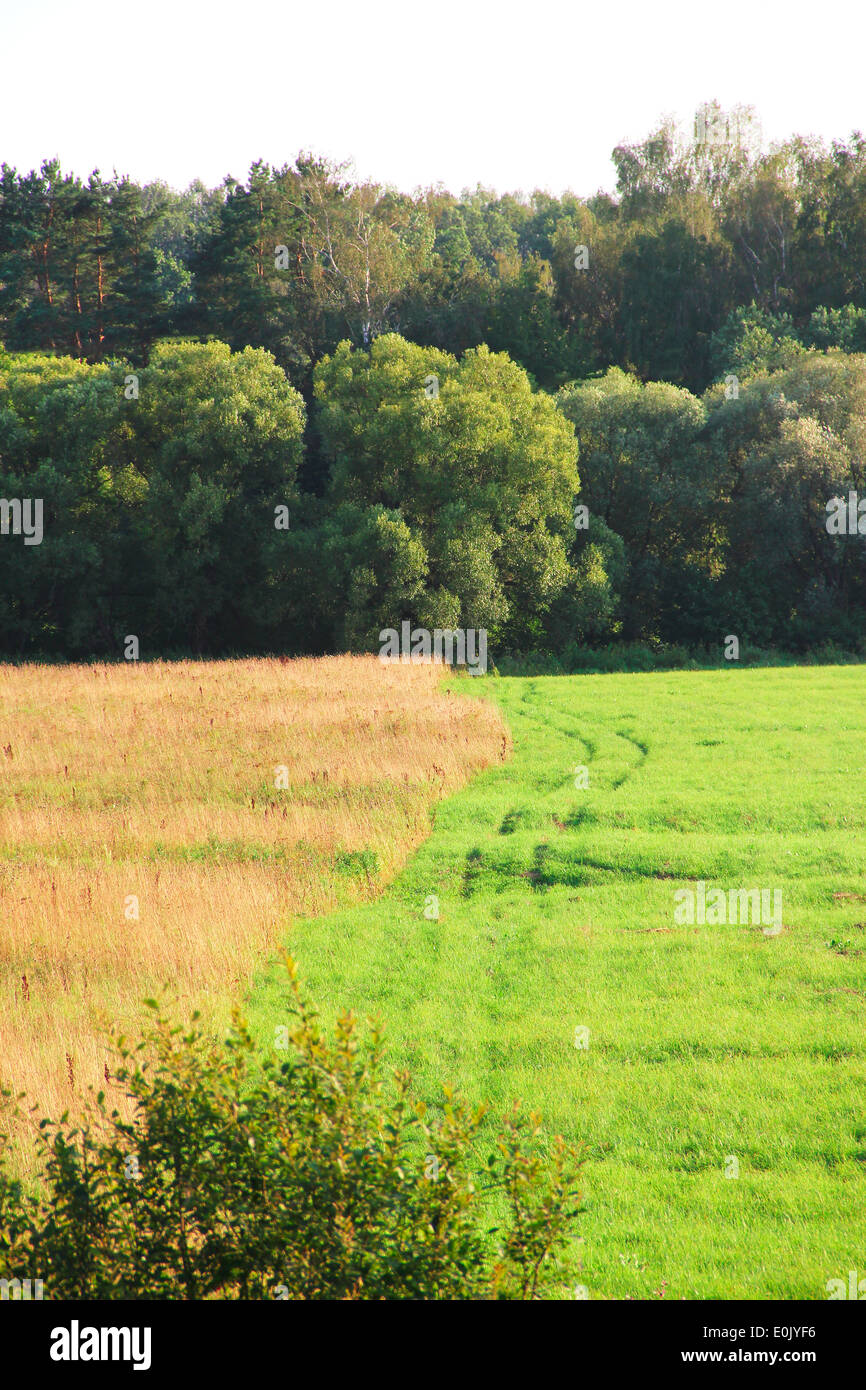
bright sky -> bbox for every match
[4,0,865,198]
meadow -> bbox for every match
[0,656,507,1170]
[4,656,864,1298]
[247,664,866,1300]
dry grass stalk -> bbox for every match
[0,655,508,1172]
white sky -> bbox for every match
[3,0,865,198]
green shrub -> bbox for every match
[0,957,582,1300]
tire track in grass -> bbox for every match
[246,667,866,1299]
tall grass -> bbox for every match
[0,655,508,1171]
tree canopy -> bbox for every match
[4,105,866,663]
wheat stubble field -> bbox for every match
[0,656,507,1170]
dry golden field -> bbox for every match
[0,655,508,1170]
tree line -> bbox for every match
[2,331,865,661]
[4,103,866,403]
[2,102,866,661]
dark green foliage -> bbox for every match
[5,105,866,662]
[558,352,866,654]
[0,958,583,1300]
[708,304,806,380]
[5,334,866,661]
[4,109,866,394]
[0,340,305,657]
[557,369,716,642]
[701,351,866,649]
[313,334,579,650]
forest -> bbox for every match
[2,102,866,662]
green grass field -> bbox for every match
[249,666,866,1299]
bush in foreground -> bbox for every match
[0,957,582,1300]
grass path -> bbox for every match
[248,666,866,1299]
